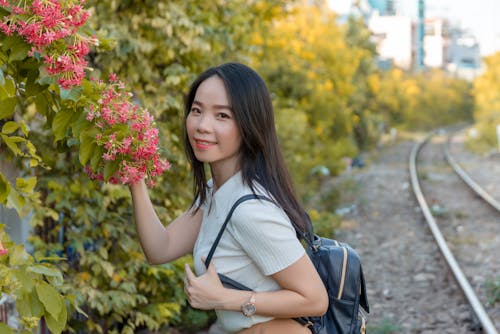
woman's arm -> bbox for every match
[184,254,328,317]
[130,180,203,264]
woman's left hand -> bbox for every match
[184,257,226,310]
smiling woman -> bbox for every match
[129,63,328,333]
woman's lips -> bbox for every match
[194,139,216,149]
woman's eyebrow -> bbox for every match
[192,100,232,110]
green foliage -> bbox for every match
[308,210,341,238]
[0,11,73,331]
[0,226,74,334]
[176,307,216,333]
[486,276,500,305]
[367,317,401,334]
[29,172,189,332]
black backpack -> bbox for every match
[205,194,370,334]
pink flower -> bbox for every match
[108,73,118,82]
[0,242,8,256]
[1,0,94,88]
[84,77,171,187]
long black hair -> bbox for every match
[183,62,310,234]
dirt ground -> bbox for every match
[331,133,500,333]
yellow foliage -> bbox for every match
[315,124,324,136]
[367,74,380,94]
[473,52,500,125]
[80,272,90,283]
[250,32,264,46]
[323,80,333,91]
[390,68,403,81]
[112,273,121,283]
[403,80,420,97]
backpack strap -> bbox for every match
[204,194,273,289]
[359,266,370,313]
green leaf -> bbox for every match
[0,133,23,155]
[71,111,91,138]
[79,128,99,165]
[16,177,37,194]
[36,281,63,320]
[2,121,19,134]
[29,289,45,317]
[101,260,115,277]
[28,264,63,281]
[0,173,11,204]
[98,246,108,260]
[33,93,49,116]
[3,35,31,62]
[0,97,17,119]
[19,121,29,136]
[0,68,4,86]
[9,244,33,266]
[7,186,26,212]
[52,109,74,141]
[0,77,16,99]
[25,70,45,97]
[90,146,103,170]
[103,159,120,181]
[13,268,35,292]
[60,87,82,101]
[37,75,55,86]
[16,294,32,317]
[45,300,67,334]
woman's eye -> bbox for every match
[217,112,230,119]
[190,107,201,114]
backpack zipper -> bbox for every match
[337,247,348,299]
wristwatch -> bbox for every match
[241,292,256,317]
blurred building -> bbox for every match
[368,0,397,16]
[413,17,482,79]
[334,0,483,78]
[422,18,446,68]
[446,28,483,80]
[368,11,412,69]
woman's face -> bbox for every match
[186,75,242,175]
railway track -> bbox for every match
[410,129,499,334]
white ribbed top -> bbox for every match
[193,171,305,333]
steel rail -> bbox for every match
[409,133,499,334]
[445,133,500,212]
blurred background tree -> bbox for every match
[470,52,500,151]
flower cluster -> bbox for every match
[0,0,96,88]
[84,74,171,187]
[0,241,7,256]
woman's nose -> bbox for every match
[196,114,212,132]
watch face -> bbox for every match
[241,302,256,317]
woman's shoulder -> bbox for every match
[230,194,291,229]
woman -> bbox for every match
[130,63,328,333]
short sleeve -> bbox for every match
[228,200,305,276]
